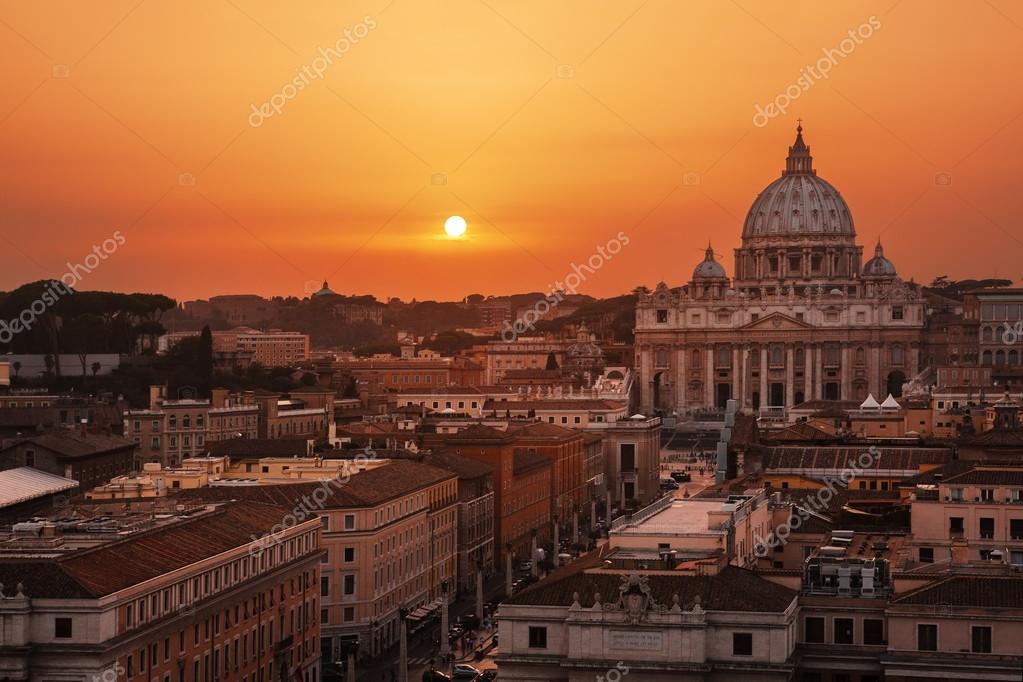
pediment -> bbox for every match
[740,312,813,331]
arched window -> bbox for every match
[982,350,993,365]
[794,347,804,366]
[982,326,994,342]
[996,350,1006,365]
[1010,350,1019,366]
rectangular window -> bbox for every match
[54,617,72,638]
[804,617,825,643]
[1011,519,1023,540]
[919,547,934,564]
[732,632,753,656]
[343,574,355,595]
[619,444,636,472]
[971,626,992,653]
[344,547,355,562]
[834,618,854,644]
[344,514,356,530]
[656,309,668,323]
[528,626,547,648]
[863,619,884,645]
[980,517,994,539]
[917,624,938,651]
[320,576,329,597]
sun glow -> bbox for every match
[444,215,467,238]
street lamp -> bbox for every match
[398,605,409,682]
[440,579,450,659]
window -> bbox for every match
[804,617,825,643]
[981,488,994,501]
[732,632,753,656]
[980,517,994,539]
[949,517,964,536]
[971,626,992,653]
[344,547,355,562]
[917,624,937,651]
[528,627,547,648]
[619,444,636,472]
[1011,519,1023,540]
[343,574,355,595]
[656,309,668,323]
[919,547,934,564]
[863,619,884,645]
[54,617,72,638]
[343,607,355,622]
[344,514,356,531]
[834,618,854,644]
[320,577,329,597]
[320,609,328,624]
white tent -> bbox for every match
[880,394,901,410]
[859,393,881,410]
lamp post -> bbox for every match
[398,605,409,682]
[475,559,485,621]
[505,543,514,597]
[530,533,538,578]
[339,636,359,682]
[440,579,450,659]
[572,502,579,547]
[552,512,560,561]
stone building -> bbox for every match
[636,126,924,417]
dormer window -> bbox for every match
[656,309,668,324]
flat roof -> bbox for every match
[614,499,726,536]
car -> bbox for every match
[460,612,481,630]
[670,471,691,483]
[452,664,480,679]
[422,671,452,681]
[659,478,680,490]
[518,561,533,575]
[476,670,498,681]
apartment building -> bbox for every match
[0,500,323,681]
[0,430,136,492]
[162,328,310,367]
[908,463,1023,566]
[508,422,587,521]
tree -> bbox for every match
[11,361,20,378]
[91,361,101,379]
[545,353,559,371]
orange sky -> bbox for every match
[1,0,1022,302]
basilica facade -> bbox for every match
[636,126,924,416]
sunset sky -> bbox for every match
[1,0,1022,303]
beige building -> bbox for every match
[497,548,798,681]
[636,126,924,418]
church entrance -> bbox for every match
[887,371,906,398]
[824,382,840,400]
[715,383,732,410]
[769,383,785,408]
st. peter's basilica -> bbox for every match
[635,125,924,416]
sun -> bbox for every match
[444,215,467,238]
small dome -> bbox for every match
[862,241,898,278]
[693,244,727,280]
[312,280,338,297]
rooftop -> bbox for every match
[0,467,78,508]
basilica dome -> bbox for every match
[692,245,727,280]
[741,125,855,241]
[862,241,897,278]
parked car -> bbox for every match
[659,478,680,490]
[452,664,480,679]
[518,561,533,575]
[477,670,498,681]
[423,671,452,681]
[460,612,481,631]
[670,471,691,483]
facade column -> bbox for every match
[705,348,714,408]
[759,347,768,413]
[640,349,653,414]
[869,344,881,397]
[814,345,823,400]
[732,346,741,407]
[841,345,851,400]
[785,345,795,410]
[804,343,813,403]
[740,345,749,409]
[676,346,687,415]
